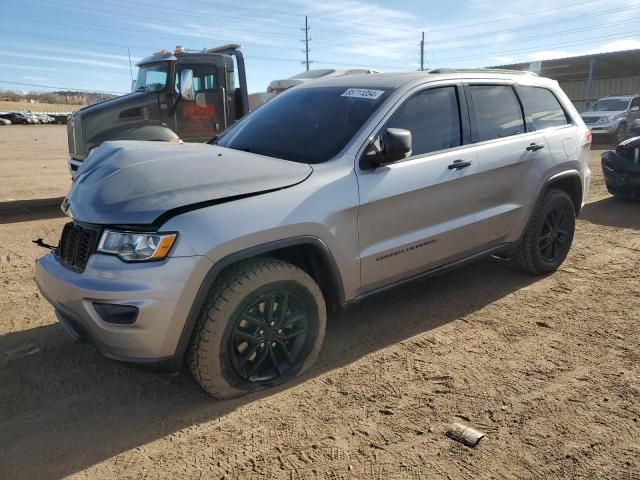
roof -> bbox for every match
[298,70,553,90]
[492,49,640,81]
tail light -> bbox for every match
[585,131,592,147]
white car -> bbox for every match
[267,68,379,95]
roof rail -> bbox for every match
[206,44,242,54]
[428,68,538,76]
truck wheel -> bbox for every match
[614,124,626,144]
[188,258,326,398]
[512,189,575,275]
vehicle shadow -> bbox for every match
[580,196,640,230]
[0,197,66,225]
[0,259,537,479]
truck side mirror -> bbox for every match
[130,80,136,93]
[180,69,196,102]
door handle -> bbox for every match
[526,143,545,152]
[448,159,472,170]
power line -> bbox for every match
[426,0,603,33]
[0,79,125,95]
[431,14,640,53]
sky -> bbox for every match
[1,0,639,95]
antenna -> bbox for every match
[127,48,134,82]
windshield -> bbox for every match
[216,86,390,163]
[592,98,630,112]
[135,62,169,93]
[291,69,335,79]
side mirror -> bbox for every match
[179,69,196,102]
[130,80,136,93]
[631,106,640,112]
[379,128,412,163]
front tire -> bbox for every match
[188,258,326,399]
[613,123,627,144]
[513,189,576,275]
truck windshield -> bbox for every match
[216,86,390,163]
[592,99,630,111]
[135,62,168,93]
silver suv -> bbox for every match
[36,70,592,398]
[581,95,640,143]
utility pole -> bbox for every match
[420,32,425,71]
[301,16,312,71]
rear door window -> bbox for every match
[385,86,462,156]
[468,85,525,142]
[520,86,569,130]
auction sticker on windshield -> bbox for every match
[341,88,384,100]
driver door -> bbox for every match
[174,62,225,142]
[356,84,485,292]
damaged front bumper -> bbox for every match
[601,136,640,200]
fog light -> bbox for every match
[93,303,139,325]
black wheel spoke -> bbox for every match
[236,342,260,369]
[265,294,275,324]
[278,292,289,326]
[233,330,261,343]
[246,347,269,377]
[268,347,282,375]
[276,340,295,365]
[539,236,553,250]
[279,328,307,340]
[242,313,266,327]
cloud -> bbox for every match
[0,50,130,70]
[589,39,640,54]
[0,63,62,72]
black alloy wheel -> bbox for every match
[538,206,573,264]
[229,288,310,383]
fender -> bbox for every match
[171,235,345,368]
[515,169,583,247]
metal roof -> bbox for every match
[492,49,640,81]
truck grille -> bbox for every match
[57,222,100,272]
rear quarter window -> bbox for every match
[519,86,570,130]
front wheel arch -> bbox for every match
[173,236,344,366]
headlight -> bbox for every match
[597,116,613,124]
[97,230,177,262]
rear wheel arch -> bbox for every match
[173,236,345,366]
[544,171,583,216]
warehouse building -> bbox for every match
[494,49,640,112]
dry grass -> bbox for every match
[0,100,84,113]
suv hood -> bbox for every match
[581,110,625,117]
[66,140,312,226]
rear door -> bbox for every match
[629,96,640,126]
[356,83,485,292]
[174,61,225,142]
[463,83,554,246]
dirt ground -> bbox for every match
[0,126,638,480]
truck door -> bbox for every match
[174,62,225,142]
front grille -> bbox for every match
[57,222,100,272]
[582,116,602,124]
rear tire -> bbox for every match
[188,258,326,399]
[513,189,576,275]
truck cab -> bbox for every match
[67,44,249,175]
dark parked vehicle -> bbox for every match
[67,44,249,175]
[602,135,640,199]
[0,112,30,124]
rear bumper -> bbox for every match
[36,252,213,369]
